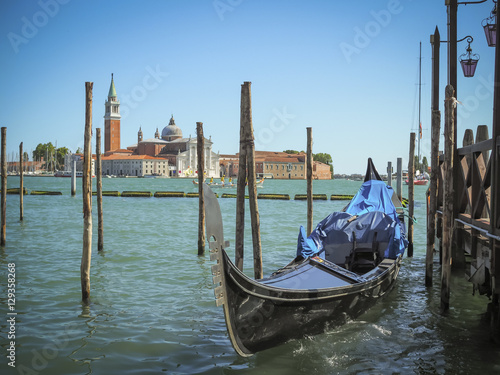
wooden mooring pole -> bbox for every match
[387,161,392,187]
[426,26,441,287]
[306,127,313,236]
[1,127,6,246]
[235,82,262,278]
[242,82,262,279]
[96,128,103,251]
[490,11,500,339]
[408,133,415,257]
[427,109,441,286]
[396,157,403,202]
[71,159,76,196]
[197,122,205,256]
[81,82,93,303]
[19,142,23,221]
[235,90,247,272]
[441,84,455,313]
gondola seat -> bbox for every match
[346,231,380,272]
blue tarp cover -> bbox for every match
[296,180,407,260]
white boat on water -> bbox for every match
[192,178,264,188]
[54,171,95,178]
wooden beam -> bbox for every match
[96,128,103,251]
[235,84,248,272]
[81,82,93,303]
[19,142,23,221]
[306,127,313,236]
[441,84,455,313]
[1,127,6,246]
[408,132,415,257]
[427,109,441,287]
[396,158,402,202]
[197,122,205,256]
[241,82,262,279]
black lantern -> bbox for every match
[459,38,479,77]
[482,4,497,47]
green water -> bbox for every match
[1,176,499,374]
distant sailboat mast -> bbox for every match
[417,41,422,171]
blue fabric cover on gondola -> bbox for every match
[296,180,407,260]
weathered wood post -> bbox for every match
[306,127,313,236]
[396,157,403,202]
[19,142,23,221]
[96,128,103,251]
[408,132,415,257]
[387,161,392,187]
[241,82,262,279]
[1,127,6,246]
[81,82,93,302]
[463,129,474,216]
[71,159,76,196]
[441,84,455,313]
[489,11,500,339]
[476,125,490,219]
[427,26,441,287]
[427,109,441,287]
[197,122,205,256]
[235,86,248,272]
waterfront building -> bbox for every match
[6,160,45,174]
[219,151,331,180]
[102,75,220,177]
[63,152,96,176]
[104,74,121,153]
[101,154,169,177]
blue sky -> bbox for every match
[0,0,496,174]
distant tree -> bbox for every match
[313,152,332,166]
[283,149,299,154]
[422,156,429,172]
[32,143,69,170]
[75,147,83,154]
[23,152,29,162]
[313,152,333,178]
[33,142,55,167]
[56,147,69,168]
[414,155,419,171]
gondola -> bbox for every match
[204,158,408,357]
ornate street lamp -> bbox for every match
[482,2,497,46]
[459,37,480,77]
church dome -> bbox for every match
[161,115,183,141]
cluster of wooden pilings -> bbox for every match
[425,31,500,339]
[198,81,415,282]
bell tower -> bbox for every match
[138,127,143,143]
[104,73,121,152]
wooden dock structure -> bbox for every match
[428,12,500,341]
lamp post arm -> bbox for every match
[457,0,487,4]
[457,35,473,43]
[440,35,474,43]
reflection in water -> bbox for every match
[69,303,103,375]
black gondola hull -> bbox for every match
[216,249,402,356]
